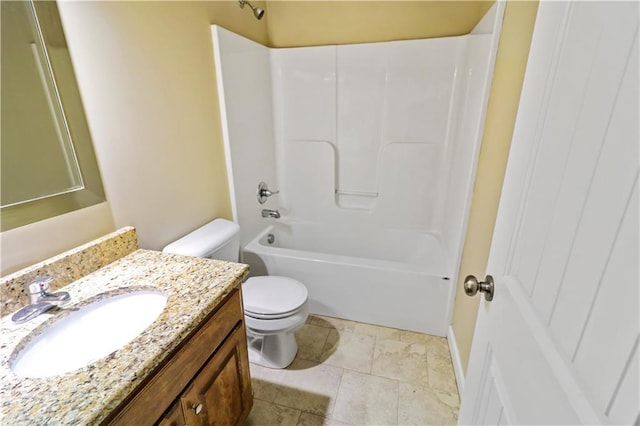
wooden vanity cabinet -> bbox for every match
[179,325,251,425]
[105,288,253,426]
[157,401,185,426]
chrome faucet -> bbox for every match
[11,276,70,323]
[261,209,281,219]
[26,276,70,305]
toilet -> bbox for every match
[162,219,308,369]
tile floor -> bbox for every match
[246,315,460,425]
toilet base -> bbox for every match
[247,331,298,369]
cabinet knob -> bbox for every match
[192,403,203,415]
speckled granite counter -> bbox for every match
[0,248,248,424]
[1,227,139,316]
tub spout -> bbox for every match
[261,209,280,219]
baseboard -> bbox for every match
[447,325,465,395]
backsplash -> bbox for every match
[0,227,138,316]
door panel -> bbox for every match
[459,2,639,424]
[471,348,511,425]
[528,14,639,322]
[607,343,639,424]
[548,35,639,358]
[509,2,634,299]
[572,181,639,416]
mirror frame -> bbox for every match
[1,0,106,232]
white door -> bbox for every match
[459,2,639,425]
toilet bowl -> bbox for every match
[243,276,308,368]
[162,218,309,369]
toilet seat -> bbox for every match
[243,276,308,320]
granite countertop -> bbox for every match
[0,249,248,424]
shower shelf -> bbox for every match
[334,189,379,197]
[335,189,379,210]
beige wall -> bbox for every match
[55,0,273,251]
[0,1,267,275]
[451,0,539,374]
[266,1,492,47]
[1,203,115,274]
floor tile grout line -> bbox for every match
[253,356,347,421]
[370,335,379,374]
[394,377,401,426]
[252,396,304,421]
[317,324,331,363]
[311,314,421,339]
[254,387,324,421]
[327,366,347,423]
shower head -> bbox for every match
[253,6,265,20]
[239,0,264,20]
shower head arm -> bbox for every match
[238,0,264,20]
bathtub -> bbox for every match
[242,222,454,336]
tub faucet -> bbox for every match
[261,209,280,219]
[11,276,71,323]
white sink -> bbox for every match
[11,291,167,378]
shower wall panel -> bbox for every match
[280,140,336,223]
[336,39,460,204]
[212,26,277,248]
[270,47,336,218]
[335,43,387,199]
[270,47,336,144]
[440,34,494,264]
[271,38,465,231]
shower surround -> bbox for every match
[212,3,503,335]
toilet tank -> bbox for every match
[162,219,240,262]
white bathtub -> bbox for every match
[242,222,454,336]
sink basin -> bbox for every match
[11,291,167,378]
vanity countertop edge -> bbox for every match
[0,248,249,424]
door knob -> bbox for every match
[464,275,494,301]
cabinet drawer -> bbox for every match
[106,289,243,425]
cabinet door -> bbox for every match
[180,324,253,426]
[157,400,186,426]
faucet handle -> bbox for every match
[26,276,54,303]
[257,182,279,204]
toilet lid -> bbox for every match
[243,276,308,318]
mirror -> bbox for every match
[1,0,105,231]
